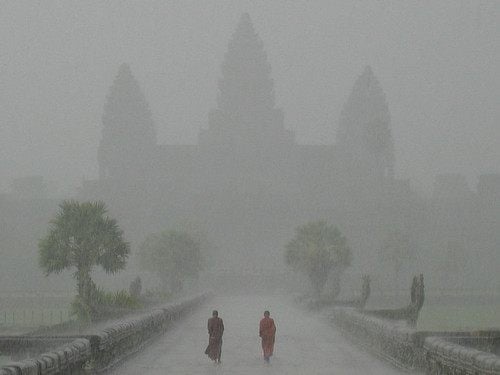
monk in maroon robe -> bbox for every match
[205,310,224,363]
[259,310,276,362]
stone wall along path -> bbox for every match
[108,295,409,375]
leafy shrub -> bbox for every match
[285,220,351,297]
[107,290,141,309]
[70,285,140,322]
[140,230,202,294]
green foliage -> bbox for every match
[39,200,130,319]
[70,287,140,322]
[140,229,202,294]
[285,220,352,296]
[39,200,129,275]
[171,220,219,270]
[93,288,140,309]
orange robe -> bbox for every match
[259,316,276,358]
[205,316,224,361]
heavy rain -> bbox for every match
[0,1,499,374]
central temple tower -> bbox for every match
[199,13,294,159]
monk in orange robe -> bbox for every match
[205,310,224,363]
[259,310,276,363]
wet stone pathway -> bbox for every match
[108,295,405,375]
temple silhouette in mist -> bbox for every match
[80,14,415,272]
[0,14,498,295]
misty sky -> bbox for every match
[0,0,499,195]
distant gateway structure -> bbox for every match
[81,14,397,272]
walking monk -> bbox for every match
[259,310,276,363]
[205,310,224,364]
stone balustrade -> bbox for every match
[325,273,500,374]
[424,336,500,374]
[0,337,90,375]
[331,306,500,374]
[0,336,77,360]
[0,293,210,375]
[331,306,424,370]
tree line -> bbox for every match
[38,200,202,322]
[39,200,354,322]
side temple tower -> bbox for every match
[98,63,157,181]
[337,66,395,188]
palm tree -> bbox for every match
[39,200,129,306]
[285,220,352,297]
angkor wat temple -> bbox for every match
[79,14,499,281]
[78,14,413,272]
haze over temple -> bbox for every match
[77,14,499,287]
[80,14,400,274]
[98,63,157,181]
[2,4,500,373]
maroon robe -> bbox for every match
[259,316,276,358]
[205,316,224,361]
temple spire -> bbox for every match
[98,63,156,180]
[337,66,395,180]
[200,13,293,150]
[218,13,274,116]
[235,13,255,37]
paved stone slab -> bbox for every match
[108,295,406,374]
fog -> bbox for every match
[107,295,404,374]
[0,1,499,372]
[1,1,499,194]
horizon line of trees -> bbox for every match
[38,200,204,322]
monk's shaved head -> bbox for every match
[264,310,270,317]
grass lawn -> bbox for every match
[418,304,500,331]
[0,355,10,367]
[0,308,71,331]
